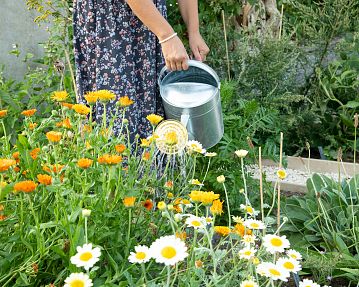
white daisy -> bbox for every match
[232,216,244,224]
[70,243,101,271]
[128,245,151,264]
[149,235,188,266]
[241,235,256,245]
[185,216,206,229]
[299,279,321,287]
[256,262,290,281]
[186,140,205,154]
[205,216,213,225]
[262,234,290,254]
[238,247,257,260]
[240,279,259,287]
[287,249,302,261]
[64,272,93,287]
[277,257,302,273]
[244,219,266,230]
[240,204,259,216]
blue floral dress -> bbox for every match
[73,0,166,141]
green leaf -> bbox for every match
[344,101,359,109]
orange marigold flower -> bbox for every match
[42,164,65,173]
[142,151,151,161]
[0,110,8,118]
[115,144,126,154]
[72,104,91,115]
[117,95,134,107]
[21,109,37,117]
[14,180,37,193]
[46,131,62,142]
[14,166,20,173]
[195,260,204,268]
[30,148,41,160]
[143,199,153,210]
[37,174,52,185]
[98,154,122,165]
[29,123,38,130]
[0,159,16,172]
[164,181,173,189]
[60,102,74,109]
[51,91,68,102]
[232,223,252,237]
[175,231,187,241]
[84,92,98,104]
[214,226,231,237]
[146,114,163,126]
[123,196,136,207]
[173,204,183,213]
[12,152,20,160]
[77,158,93,169]
[210,199,223,215]
[62,118,72,129]
[0,215,7,221]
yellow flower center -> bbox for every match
[246,206,253,214]
[244,284,254,287]
[251,223,259,228]
[283,262,294,270]
[270,238,283,247]
[69,279,85,287]
[79,252,93,262]
[244,251,252,256]
[135,252,146,260]
[269,268,281,276]
[161,246,177,259]
[191,220,202,227]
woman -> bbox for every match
[73,0,209,141]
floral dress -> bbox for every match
[73,0,166,141]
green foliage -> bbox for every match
[283,173,359,283]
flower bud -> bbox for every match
[217,175,225,183]
[82,209,91,217]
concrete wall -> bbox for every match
[0,0,50,81]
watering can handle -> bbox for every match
[180,113,190,128]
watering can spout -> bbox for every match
[180,114,190,128]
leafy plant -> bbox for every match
[283,173,359,283]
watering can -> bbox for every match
[158,60,224,149]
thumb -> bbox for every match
[192,47,202,61]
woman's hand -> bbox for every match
[189,32,210,62]
[161,36,189,71]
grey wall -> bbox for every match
[0,0,50,81]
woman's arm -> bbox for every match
[126,0,189,71]
[178,0,209,61]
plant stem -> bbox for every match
[222,182,231,227]
[85,217,88,244]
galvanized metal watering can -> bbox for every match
[158,60,224,149]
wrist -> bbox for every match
[157,28,175,42]
[188,29,200,38]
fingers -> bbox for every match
[193,48,202,61]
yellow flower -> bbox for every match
[157,201,167,210]
[77,158,93,169]
[277,169,287,180]
[140,138,151,147]
[61,102,74,109]
[29,123,38,130]
[84,92,98,104]
[189,179,203,186]
[37,174,52,185]
[94,90,116,102]
[0,159,17,172]
[0,110,8,118]
[214,226,231,236]
[164,131,178,146]
[146,114,163,126]
[195,260,204,268]
[167,192,174,198]
[46,131,62,143]
[210,199,223,215]
[14,180,37,193]
[189,190,220,205]
[52,91,68,102]
[117,95,134,107]
[72,104,91,115]
[123,197,136,207]
[21,109,37,117]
